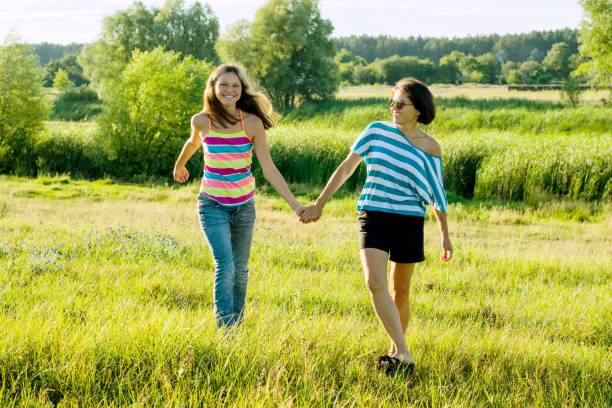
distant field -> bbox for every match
[337,84,611,103]
[0,176,610,406]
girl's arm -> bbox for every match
[174,114,207,183]
[300,151,362,223]
[251,117,303,215]
[433,208,453,261]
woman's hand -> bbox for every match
[300,204,323,224]
[292,204,305,218]
[441,235,453,262]
[174,164,189,183]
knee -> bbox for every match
[213,255,234,276]
[392,285,410,303]
[365,277,387,297]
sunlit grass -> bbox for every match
[0,176,610,406]
[337,84,611,103]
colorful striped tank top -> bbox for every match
[200,110,255,206]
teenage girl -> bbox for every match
[174,64,304,328]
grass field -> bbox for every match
[1,176,610,406]
[337,84,611,104]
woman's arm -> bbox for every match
[433,208,453,261]
[251,117,303,215]
[173,114,206,183]
[300,151,362,223]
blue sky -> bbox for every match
[0,0,584,44]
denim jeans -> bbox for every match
[198,193,256,328]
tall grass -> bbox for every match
[26,94,612,202]
[281,97,612,135]
[0,177,610,406]
[51,86,104,122]
[266,125,612,201]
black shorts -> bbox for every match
[358,210,425,264]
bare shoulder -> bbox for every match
[244,112,264,128]
[415,129,442,157]
[191,112,210,130]
[243,113,265,137]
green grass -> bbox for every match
[337,84,611,104]
[0,176,610,406]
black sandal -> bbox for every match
[378,355,415,375]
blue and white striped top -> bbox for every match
[350,121,448,217]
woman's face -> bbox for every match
[390,89,419,125]
[214,72,242,107]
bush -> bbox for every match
[35,125,103,178]
[98,48,212,178]
[0,40,49,174]
[51,86,103,121]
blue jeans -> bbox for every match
[198,193,256,328]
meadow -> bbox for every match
[1,85,611,406]
[0,175,610,406]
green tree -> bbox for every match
[43,55,89,87]
[372,55,435,84]
[458,54,486,83]
[99,47,212,177]
[334,49,366,85]
[79,0,219,99]
[519,60,551,84]
[501,61,520,83]
[578,0,612,87]
[53,68,75,91]
[543,42,573,80]
[352,64,380,85]
[217,0,338,110]
[439,51,465,84]
[506,70,523,84]
[0,37,49,173]
[475,53,501,83]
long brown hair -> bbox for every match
[203,64,276,129]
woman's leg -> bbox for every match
[360,248,413,361]
[229,200,256,325]
[199,201,235,328]
[388,262,415,355]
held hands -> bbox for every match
[173,164,189,183]
[299,204,323,224]
[441,235,453,262]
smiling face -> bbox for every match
[214,72,242,107]
[390,89,420,126]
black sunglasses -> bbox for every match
[389,99,412,110]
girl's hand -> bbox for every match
[174,164,189,183]
[300,204,323,224]
[293,204,305,218]
[441,235,453,262]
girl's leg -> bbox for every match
[199,200,235,328]
[388,262,415,356]
[360,248,413,362]
[229,200,256,325]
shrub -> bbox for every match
[0,40,49,174]
[51,86,103,121]
[98,48,212,178]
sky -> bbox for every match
[0,0,584,45]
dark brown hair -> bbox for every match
[394,77,436,125]
[203,64,276,129]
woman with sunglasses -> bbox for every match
[300,77,453,373]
